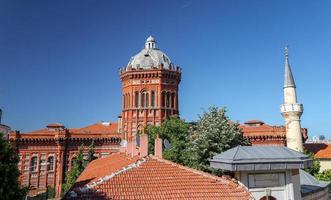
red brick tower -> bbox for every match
[119,36,181,145]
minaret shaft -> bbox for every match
[280,47,303,152]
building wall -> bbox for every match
[302,188,329,200]
[119,67,181,141]
[236,170,300,200]
[319,159,331,172]
[11,136,121,198]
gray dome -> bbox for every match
[127,36,173,70]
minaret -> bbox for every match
[280,47,304,152]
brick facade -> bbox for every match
[240,120,308,146]
[9,123,121,198]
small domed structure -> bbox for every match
[127,36,174,70]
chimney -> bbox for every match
[154,136,163,158]
[139,134,148,157]
[117,116,122,134]
[127,135,138,157]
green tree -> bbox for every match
[0,133,28,200]
[62,144,85,195]
[190,106,250,175]
[303,149,321,176]
[316,169,331,182]
[46,185,55,199]
[86,141,97,164]
[146,115,191,165]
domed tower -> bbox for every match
[119,36,181,142]
[280,47,304,152]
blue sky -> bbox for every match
[1,0,331,138]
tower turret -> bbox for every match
[119,36,181,156]
[280,47,304,152]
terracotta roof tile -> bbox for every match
[304,143,331,159]
[46,123,65,128]
[71,122,118,135]
[240,121,308,140]
[67,154,253,200]
[10,122,119,139]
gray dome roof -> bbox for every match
[127,36,173,70]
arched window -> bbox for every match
[126,93,130,108]
[146,92,149,107]
[123,95,125,109]
[47,156,54,171]
[151,91,155,107]
[171,92,175,108]
[30,157,38,172]
[166,92,170,107]
[162,91,166,107]
[135,91,139,108]
[141,92,146,107]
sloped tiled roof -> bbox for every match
[240,120,308,139]
[66,153,253,200]
[300,169,330,196]
[9,122,120,141]
[74,153,140,188]
[304,143,331,159]
[70,122,118,134]
[210,146,312,171]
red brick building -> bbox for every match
[9,122,121,197]
[9,36,181,198]
[119,35,181,145]
[240,120,308,146]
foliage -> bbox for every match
[145,115,191,165]
[86,141,97,164]
[145,125,160,155]
[303,149,321,177]
[316,169,331,182]
[46,185,55,199]
[0,133,28,200]
[62,144,85,195]
[189,106,250,175]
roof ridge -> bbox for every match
[149,156,254,199]
[233,145,242,160]
[150,155,243,185]
[71,156,148,197]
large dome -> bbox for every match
[127,36,174,70]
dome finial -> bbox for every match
[145,35,156,49]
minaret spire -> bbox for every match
[280,47,304,152]
[284,46,296,88]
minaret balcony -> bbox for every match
[280,103,303,113]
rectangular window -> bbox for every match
[135,92,139,108]
[166,92,170,107]
[162,92,166,107]
[171,92,175,108]
[141,93,145,107]
[127,94,130,108]
[248,173,285,188]
[146,93,149,107]
[151,91,155,107]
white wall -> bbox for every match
[236,170,300,200]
